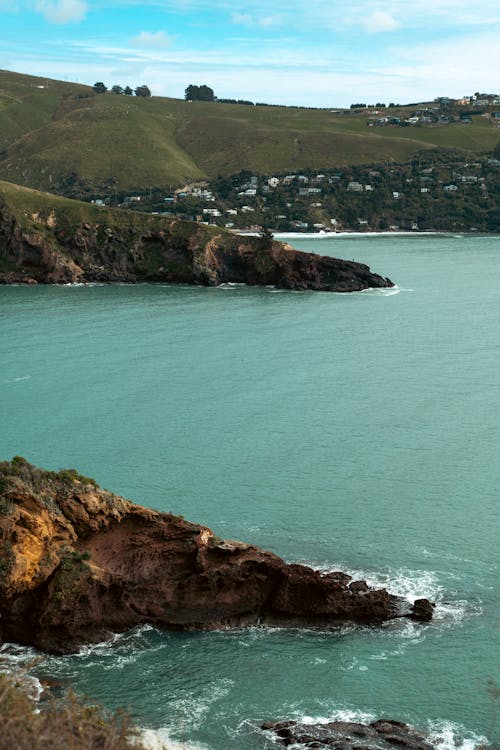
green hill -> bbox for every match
[1,69,500,195]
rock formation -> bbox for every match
[261,719,435,750]
[0,458,432,654]
[0,181,393,291]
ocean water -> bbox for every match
[1,233,499,749]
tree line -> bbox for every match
[93,82,151,97]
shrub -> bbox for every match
[0,670,147,750]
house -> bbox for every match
[268,177,280,187]
[202,208,221,216]
[347,181,363,192]
[443,184,458,192]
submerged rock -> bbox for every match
[0,458,432,654]
[261,719,435,750]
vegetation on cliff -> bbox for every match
[0,671,145,750]
[0,180,392,289]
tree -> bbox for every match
[111,85,123,95]
[184,84,215,102]
[93,82,107,94]
[135,85,151,97]
[124,86,133,96]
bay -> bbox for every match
[1,233,498,748]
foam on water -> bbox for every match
[2,374,32,383]
[308,563,482,628]
[136,727,210,750]
[426,720,488,750]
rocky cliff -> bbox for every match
[0,458,432,654]
[0,181,393,291]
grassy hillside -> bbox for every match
[1,69,500,194]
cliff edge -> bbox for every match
[0,458,432,654]
[0,181,393,291]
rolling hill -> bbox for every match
[1,68,500,196]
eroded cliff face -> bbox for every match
[0,459,432,654]
[0,191,393,290]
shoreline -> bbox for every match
[236,229,497,238]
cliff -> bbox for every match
[0,458,432,654]
[0,181,393,291]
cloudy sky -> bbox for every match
[1,0,499,106]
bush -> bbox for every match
[0,671,146,750]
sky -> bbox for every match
[1,0,499,107]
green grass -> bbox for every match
[0,68,499,192]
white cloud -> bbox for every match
[36,0,87,23]
[362,10,400,33]
[132,31,173,49]
[231,12,281,27]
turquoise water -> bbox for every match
[1,233,499,749]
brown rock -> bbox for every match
[0,190,394,291]
[0,459,432,654]
[262,719,436,750]
[410,598,435,621]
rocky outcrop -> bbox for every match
[0,458,432,654]
[261,719,435,750]
[0,183,393,291]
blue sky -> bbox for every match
[1,0,499,106]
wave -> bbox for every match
[273,231,445,240]
[2,374,32,383]
[427,720,488,750]
[135,728,210,750]
[307,563,482,628]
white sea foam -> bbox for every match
[3,374,32,383]
[134,727,210,750]
[288,706,377,725]
[272,231,443,240]
[427,720,488,750]
[359,285,401,296]
[309,562,481,628]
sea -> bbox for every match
[0,232,498,750]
